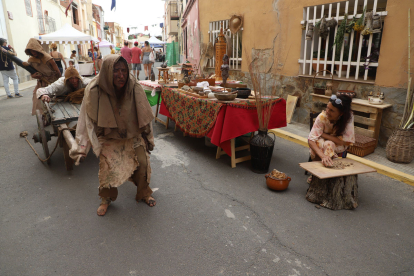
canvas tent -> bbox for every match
[98,40,115,57]
[147,36,166,45]
[35,23,99,44]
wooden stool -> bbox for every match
[299,159,376,210]
[157,68,171,84]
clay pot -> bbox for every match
[265,174,291,191]
[337,90,356,99]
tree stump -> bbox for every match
[306,175,358,210]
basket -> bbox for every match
[348,133,376,157]
[386,128,414,163]
[312,70,333,95]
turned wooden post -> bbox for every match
[306,175,359,210]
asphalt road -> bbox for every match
[1,84,414,276]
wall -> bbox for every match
[198,0,414,146]
[182,0,200,67]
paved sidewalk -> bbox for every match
[271,121,414,186]
[0,80,37,97]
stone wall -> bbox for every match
[205,67,406,147]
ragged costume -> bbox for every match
[69,55,155,205]
[25,38,60,115]
[36,67,91,101]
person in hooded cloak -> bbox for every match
[24,38,61,115]
[70,55,156,216]
[36,67,91,102]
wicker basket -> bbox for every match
[348,133,376,157]
[386,128,414,163]
[313,70,333,95]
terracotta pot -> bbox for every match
[337,90,356,98]
[265,174,291,191]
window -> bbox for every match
[207,19,243,70]
[24,0,33,17]
[36,0,44,34]
[299,0,387,82]
[72,4,78,25]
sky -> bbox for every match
[92,0,165,37]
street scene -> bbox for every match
[1,0,414,275]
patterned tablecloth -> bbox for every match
[139,80,163,97]
[160,88,287,156]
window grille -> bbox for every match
[25,0,33,17]
[298,0,388,82]
[208,20,242,70]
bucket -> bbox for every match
[250,130,276,174]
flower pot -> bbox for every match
[265,175,291,191]
[250,130,275,174]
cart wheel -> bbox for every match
[35,109,51,164]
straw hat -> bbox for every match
[229,15,243,34]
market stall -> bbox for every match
[97,40,115,57]
[159,87,287,167]
[77,62,94,76]
[139,80,163,106]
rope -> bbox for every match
[20,127,75,163]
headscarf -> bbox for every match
[83,54,154,138]
[24,38,53,65]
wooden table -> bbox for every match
[311,94,392,146]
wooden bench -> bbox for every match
[311,94,392,147]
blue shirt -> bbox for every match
[0,46,14,71]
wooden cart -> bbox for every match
[32,101,81,171]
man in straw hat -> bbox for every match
[70,54,156,216]
[36,67,91,103]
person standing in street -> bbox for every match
[131,41,142,80]
[120,41,132,72]
[50,43,67,75]
[70,55,156,216]
[110,45,116,54]
[141,41,154,80]
[0,38,22,99]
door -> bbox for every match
[36,0,45,34]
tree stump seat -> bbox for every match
[306,174,358,210]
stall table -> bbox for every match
[159,88,287,167]
[139,80,166,125]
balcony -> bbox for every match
[168,2,179,19]
[167,20,178,35]
[38,16,56,34]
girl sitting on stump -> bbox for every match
[308,94,355,174]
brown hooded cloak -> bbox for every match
[70,54,155,189]
[25,38,60,115]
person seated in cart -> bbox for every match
[69,55,156,216]
[308,94,355,174]
[23,38,61,116]
[36,67,91,103]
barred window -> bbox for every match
[207,20,243,70]
[299,0,387,82]
[25,0,33,17]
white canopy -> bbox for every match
[35,24,99,45]
[147,36,166,45]
[98,40,114,48]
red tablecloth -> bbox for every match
[160,89,286,156]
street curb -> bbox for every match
[269,128,414,187]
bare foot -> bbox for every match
[143,196,156,207]
[97,204,109,216]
